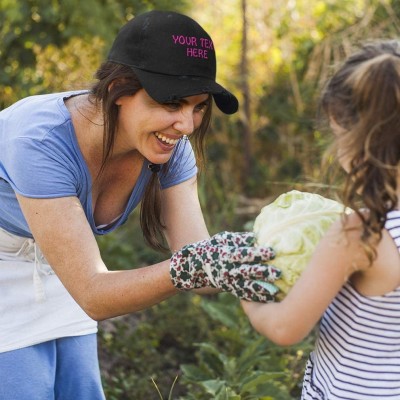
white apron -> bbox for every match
[0,227,97,353]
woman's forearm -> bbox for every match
[78,259,179,320]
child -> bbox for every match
[241,39,400,399]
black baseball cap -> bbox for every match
[107,10,239,114]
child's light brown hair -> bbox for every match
[321,40,400,263]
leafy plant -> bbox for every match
[180,294,312,399]
[98,292,224,399]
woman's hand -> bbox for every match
[170,231,281,302]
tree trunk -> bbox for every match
[240,0,252,188]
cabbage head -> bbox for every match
[253,190,349,300]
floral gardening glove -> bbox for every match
[170,231,281,302]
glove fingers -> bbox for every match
[229,264,281,282]
[209,231,256,247]
[200,257,280,294]
[227,272,280,293]
[228,279,277,302]
[221,245,276,264]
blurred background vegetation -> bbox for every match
[1,0,400,398]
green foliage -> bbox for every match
[152,375,180,400]
[180,294,313,400]
[97,208,165,270]
[98,289,313,399]
[98,293,225,399]
[0,0,190,107]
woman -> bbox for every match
[0,10,278,399]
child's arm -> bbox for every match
[241,214,368,346]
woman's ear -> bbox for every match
[108,80,122,105]
[108,78,134,105]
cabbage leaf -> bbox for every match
[253,190,350,299]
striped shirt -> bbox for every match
[301,210,400,399]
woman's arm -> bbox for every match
[15,187,193,321]
[16,175,213,320]
[161,176,223,295]
[241,216,369,346]
[161,175,210,251]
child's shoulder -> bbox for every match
[350,211,400,296]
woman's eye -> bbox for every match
[195,103,208,113]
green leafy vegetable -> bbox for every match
[253,190,351,299]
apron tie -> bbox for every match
[16,239,53,303]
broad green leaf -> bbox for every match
[180,364,212,382]
[200,379,226,395]
[241,371,286,393]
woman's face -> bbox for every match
[115,89,209,164]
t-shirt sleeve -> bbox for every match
[1,132,82,198]
[159,138,198,190]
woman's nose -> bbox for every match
[172,109,195,135]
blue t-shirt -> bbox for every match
[0,91,197,238]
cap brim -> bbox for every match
[131,67,239,114]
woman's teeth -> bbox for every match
[154,132,178,145]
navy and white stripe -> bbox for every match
[302,210,400,399]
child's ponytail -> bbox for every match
[321,40,400,263]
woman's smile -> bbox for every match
[154,132,180,146]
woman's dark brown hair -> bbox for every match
[321,40,400,263]
[89,62,212,252]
